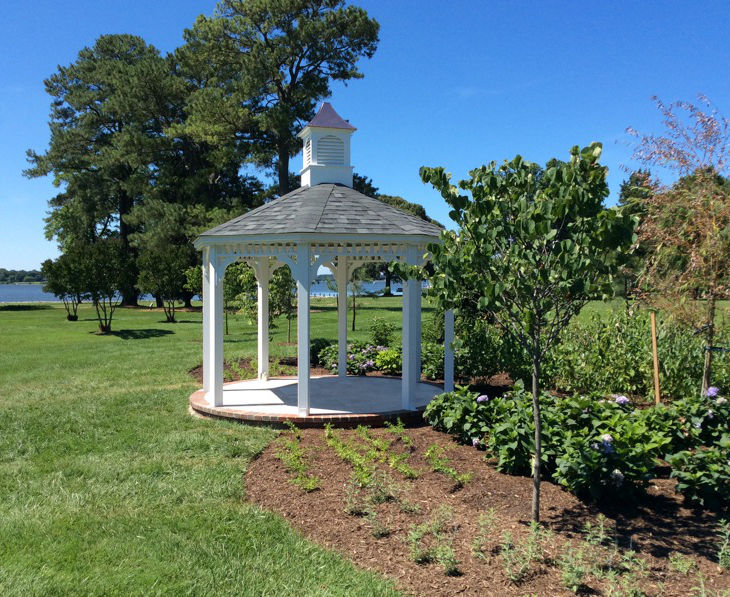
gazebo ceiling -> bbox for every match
[197,183,443,242]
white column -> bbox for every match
[444,309,455,392]
[206,248,225,407]
[202,247,211,394]
[296,244,311,416]
[336,256,348,378]
[256,258,270,380]
[401,247,421,410]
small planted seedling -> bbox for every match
[384,418,414,448]
[472,508,497,559]
[407,507,460,575]
[499,523,547,584]
[368,470,399,504]
[559,546,587,593]
[343,475,372,516]
[424,444,472,488]
[668,552,697,575]
[367,510,392,539]
[718,519,730,570]
[273,422,319,492]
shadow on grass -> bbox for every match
[0,304,52,311]
[107,328,175,340]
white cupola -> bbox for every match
[298,102,356,188]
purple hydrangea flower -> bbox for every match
[476,395,489,403]
[694,421,702,430]
[472,437,480,447]
[600,434,613,443]
[613,395,630,406]
[610,469,624,487]
[717,397,727,405]
[707,409,715,419]
[707,386,720,398]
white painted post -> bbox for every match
[206,248,225,406]
[202,247,211,394]
[444,309,455,392]
[256,258,270,380]
[336,256,348,378]
[401,247,421,410]
[296,244,311,416]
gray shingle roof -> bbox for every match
[199,184,443,239]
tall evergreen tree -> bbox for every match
[25,34,177,305]
[180,0,379,195]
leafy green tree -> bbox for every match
[270,266,296,342]
[41,253,88,320]
[78,239,133,334]
[352,172,442,294]
[421,144,636,522]
[137,245,191,323]
[181,0,379,194]
[25,34,179,305]
[617,169,654,301]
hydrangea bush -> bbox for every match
[424,383,728,504]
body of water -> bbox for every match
[0,280,416,303]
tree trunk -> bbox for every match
[288,315,292,343]
[384,268,393,296]
[155,294,163,308]
[118,190,138,306]
[701,295,716,397]
[531,356,542,523]
[278,146,290,196]
[351,295,356,332]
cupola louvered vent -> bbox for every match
[317,135,344,166]
[304,138,312,166]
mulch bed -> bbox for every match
[245,424,730,596]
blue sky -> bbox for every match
[2,0,729,269]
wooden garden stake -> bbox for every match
[650,311,661,404]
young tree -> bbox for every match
[137,245,191,323]
[270,266,296,342]
[629,95,730,395]
[181,0,379,195]
[79,239,131,334]
[41,253,88,321]
[421,144,635,522]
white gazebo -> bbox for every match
[192,103,455,422]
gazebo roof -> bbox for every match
[196,183,442,243]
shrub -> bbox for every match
[423,387,489,444]
[421,342,444,380]
[319,342,380,375]
[543,309,730,400]
[425,384,671,499]
[375,347,401,375]
[369,316,396,347]
[310,338,333,367]
[666,435,730,509]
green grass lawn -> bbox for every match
[0,295,702,594]
[0,301,401,595]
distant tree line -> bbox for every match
[0,269,44,284]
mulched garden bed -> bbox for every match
[245,424,730,596]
